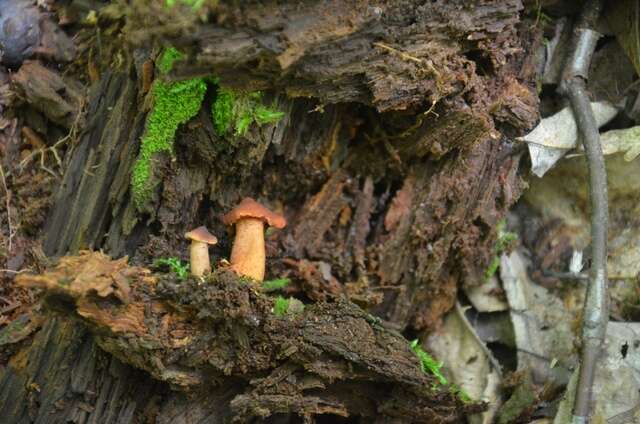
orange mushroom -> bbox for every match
[222,198,286,281]
[184,226,218,277]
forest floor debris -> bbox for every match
[1,0,640,423]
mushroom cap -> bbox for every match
[185,226,218,244]
[222,197,287,229]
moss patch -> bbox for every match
[132,48,284,210]
[410,339,472,402]
[131,47,207,210]
[212,89,284,137]
[273,296,290,317]
[272,295,304,317]
[262,278,290,293]
[410,339,448,385]
[484,218,518,280]
[156,47,184,75]
[131,78,206,209]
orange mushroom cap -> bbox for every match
[185,226,218,244]
[222,197,286,229]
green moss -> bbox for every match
[273,296,290,317]
[410,339,448,386]
[212,89,236,135]
[484,218,518,280]
[272,296,304,317]
[409,340,473,403]
[132,48,284,210]
[212,89,284,137]
[254,104,286,125]
[157,47,184,75]
[450,384,472,403]
[165,0,206,10]
[262,278,290,293]
[132,77,207,209]
[484,256,501,280]
[153,257,190,280]
[495,219,518,252]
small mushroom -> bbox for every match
[222,198,286,282]
[184,226,218,277]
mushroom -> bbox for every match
[184,226,218,277]
[222,197,286,281]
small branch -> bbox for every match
[456,302,503,378]
[10,98,85,178]
[559,0,608,422]
[0,269,31,274]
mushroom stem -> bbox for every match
[230,217,265,281]
[190,241,211,277]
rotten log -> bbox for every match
[11,251,481,422]
[134,1,528,113]
[1,0,543,422]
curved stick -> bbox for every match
[559,0,608,421]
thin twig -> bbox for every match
[373,42,423,64]
[0,163,13,252]
[373,42,443,85]
[0,268,30,274]
[10,98,85,178]
[456,302,503,378]
[559,1,608,422]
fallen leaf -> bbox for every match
[500,251,575,385]
[426,303,502,424]
[554,322,640,423]
[520,102,618,177]
[464,276,509,313]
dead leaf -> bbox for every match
[554,322,640,423]
[426,303,502,424]
[520,102,618,177]
[500,251,575,385]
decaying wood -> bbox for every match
[12,61,84,129]
[1,1,543,422]
[42,70,141,256]
[12,251,481,422]
[0,316,164,423]
[139,1,528,115]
